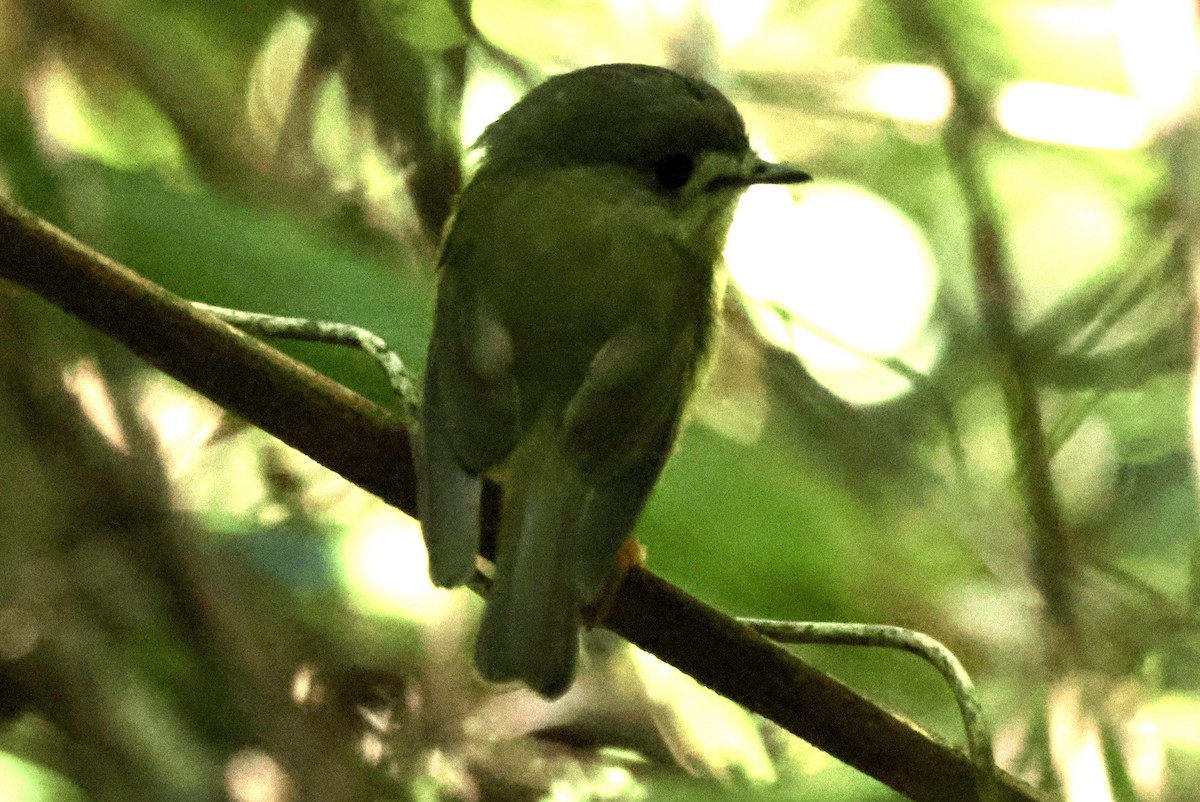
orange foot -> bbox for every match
[581,536,646,628]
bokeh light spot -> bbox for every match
[1115,0,1200,128]
[858,63,953,125]
[996,82,1152,150]
[340,511,456,618]
[460,69,521,164]
[727,183,940,405]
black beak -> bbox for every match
[748,159,812,185]
[709,157,812,190]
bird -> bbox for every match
[417,62,810,697]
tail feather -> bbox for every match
[571,472,653,600]
[474,439,585,697]
[418,381,482,588]
[572,441,671,600]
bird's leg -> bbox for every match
[580,535,647,627]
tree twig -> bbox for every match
[0,196,1052,802]
[190,302,421,428]
[740,618,999,802]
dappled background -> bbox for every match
[1,1,1198,800]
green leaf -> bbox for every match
[1097,373,1191,464]
[367,0,467,53]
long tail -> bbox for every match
[474,432,586,697]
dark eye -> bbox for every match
[653,153,695,192]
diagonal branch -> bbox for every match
[888,4,1078,642]
[0,197,1051,802]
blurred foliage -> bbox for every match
[1,0,1199,801]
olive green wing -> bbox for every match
[561,317,707,599]
[418,259,520,588]
[472,312,706,694]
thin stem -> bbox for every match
[741,618,1000,802]
[191,302,420,429]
